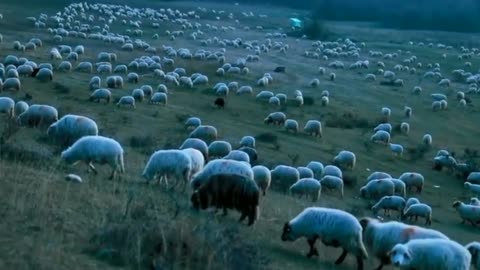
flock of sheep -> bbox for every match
[1,1,480,270]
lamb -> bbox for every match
[17,104,58,128]
[360,179,395,200]
[452,201,480,225]
[0,97,15,118]
[333,150,356,170]
[179,138,209,161]
[465,242,480,270]
[14,101,29,116]
[297,167,314,179]
[181,148,205,177]
[190,125,218,144]
[190,159,253,190]
[371,196,406,218]
[402,203,432,225]
[371,130,391,144]
[264,112,286,125]
[208,140,232,159]
[47,114,98,146]
[398,172,424,193]
[271,165,300,193]
[284,119,299,133]
[191,173,260,226]
[252,165,271,195]
[185,117,201,130]
[465,182,480,197]
[389,239,471,270]
[322,165,343,179]
[303,120,322,137]
[116,96,136,109]
[319,175,344,198]
[289,178,322,202]
[223,150,250,163]
[150,92,167,105]
[389,143,404,156]
[90,88,111,103]
[142,149,192,190]
[61,135,125,180]
[239,136,255,148]
[281,207,368,270]
[359,217,449,270]
[307,161,324,179]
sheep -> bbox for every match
[0,97,15,118]
[471,198,480,206]
[289,178,322,202]
[271,165,300,193]
[64,174,82,183]
[179,138,209,162]
[412,86,422,95]
[399,172,424,193]
[191,173,260,226]
[132,88,145,102]
[252,165,271,195]
[190,125,218,144]
[374,123,392,133]
[321,96,329,106]
[381,107,391,120]
[75,62,93,73]
[389,239,471,270]
[303,120,322,137]
[17,104,58,128]
[468,172,480,184]
[368,172,392,181]
[422,134,432,147]
[297,167,314,179]
[371,196,406,218]
[3,78,21,91]
[400,122,410,135]
[181,148,205,177]
[284,119,299,133]
[323,165,343,179]
[319,175,344,198]
[453,201,480,225]
[106,75,123,89]
[142,149,192,190]
[465,242,480,270]
[309,78,320,87]
[239,136,255,148]
[116,96,136,109]
[190,159,253,191]
[359,217,449,270]
[402,203,432,225]
[185,117,201,130]
[389,143,404,156]
[307,161,324,179]
[333,150,356,170]
[389,178,407,197]
[14,101,29,116]
[405,197,421,210]
[371,130,391,144]
[208,140,232,159]
[61,135,124,180]
[360,179,395,200]
[150,92,167,105]
[223,150,250,163]
[465,182,480,197]
[238,146,258,163]
[365,73,376,81]
[281,207,368,270]
[90,88,111,103]
[47,114,98,147]
[264,112,286,125]
[404,106,412,118]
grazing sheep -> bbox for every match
[237,146,258,163]
[465,182,480,197]
[179,138,209,162]
[307,161,324,179]
[389,178,407,197]
[468,172,480,184]
[264,112,286,125]
[116,96,136,109]
[239,136,255,148]
[303,120,322,137]
[333,150,356,170]
[17,104,58,128]
[281,207,368,270]
[321,96,329,106]
[368,172,392,181]
[142,149,192,190]
[14,101,29,116]
[371,130,391,144]
[106,75,124,88]
[471,198,480,206]
[404,106,412,118]
[190,159,253,191]
[223,150,250,163]
[423,134,432,147]
[323,165,343,179]
[47,114,98,146]
[389,239,471,270]
[284,119,299,133]
[402,203,432,225]
[90,88,111,103]
[453,201,480,225]
[319,175,344,198]
[371,196,406,218]
[208,140,232,159]
[271,165,300,193]
[400,122,410,135]
[61,135,124,180]
[132,88,145,102]
[399,172,424,193]
[389,143,404,156]
[309,78,320,87]
[3,78,21,91]
[359,217,449,270]
[405,197,421,210]
[181,148,205,177]
[190,125,218,144]
[191,174,260,226]
[185,117,201,130]
[360,179,395,200]
[150,92,167,105]
[465,242,480,270]
[252,165,271,195]
[297,167,314,179]
[0,97,15,118]
[381,107,391,120]
[289,178,322,202]
[374,123,392,133]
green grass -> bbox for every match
[1,1,480,269]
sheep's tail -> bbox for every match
[118,153,125,173]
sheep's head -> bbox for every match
[281,222,295,242]
[390,244,412,268]
[452,201,462,208]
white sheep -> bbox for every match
[400,122,410,135]
[389,143,404,156]
[150,92,167,105]
[322,165,343,179]
[360,178,395,200]
[319,175,344,198]
[368,172,392,181]
[309,78,320,87]
[465,242,480,270]
[404,106,412,118]
[297,167,314,179]
[179,138,209,162]
[47,114,98,146]
[465,182,480,197]
[371,130,391,144]
[90,88,111,103]
[453,201,480,225]
[284,119,299,133]
[402,203,432,225]
[208,140,232,159]
[381,107,391,120]
[116,96,136,109]
[321,96,329,106]
[471,197,480,206]
[190,125,218,144]
[132,89,145,102]
[289,178,321,202]
[17,104,58,128]
[390,239,471,270]
[271,165,300,193]
[389,178,407,197]
[185,117,201,130]
[307,161,324,179]
[281,207,368,270]
[181,148,205,177]
[14,101,29,116]
[190,159,253,190]
[264,112,286,125]
[61,135,125,180]
[399,172,424,193]
[303,120,322,137]
[468,172,480,184]
[223,150,250,163]
[333,150,356,170]
[359,217,449,270]
[0,97,15,118]
[422,134,432,147]
[252,165,271,195]
[239,136,255,148]
[405,197,421,210]
[3,78,21,91]
[142,149,193,190]
[371,195,406,217]
[374,123,392,133]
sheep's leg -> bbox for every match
[334,249,348,265]
[88,162,98,175]
[306,237,319,258]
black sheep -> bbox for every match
[214,97,225,109]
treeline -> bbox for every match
[199,0,480,33]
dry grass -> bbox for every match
[1,0,480,269]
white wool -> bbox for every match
[17,104,58,127]
[239,136,255,148]
[470,197,480,206]
[367,172,392,181]
[252,165,271,195]
[371,195,406,217]
[322,165,343,179]
[465,182,480,197]
[403,203,432,225]
[271,165,300,193]
[297,167,314,179]
[14,101,29,116]
[47,114,98,145]
[303,120,322,137]
[264,112,286,125]
[181,148,205,177]
[289,178,321,202]
[468,172,480,184]
[190,159,253,190]
[208,140,232,159]
[90,88,111,103]
[150,92,167,105]
[0,97,15,118]
[405,197,421,211]
[307,161,324,179]
[371,130,391,144]
[319,175,344,198]
[423,134,432,146]
[360,178,395,200]
[390,239,470,270]
[284,119,299,133]
[465,241,480,270]
[399,172,424,193]
[453,201,480,225]
[400,122,410,135]
[374,123,392,133]
[333,150,356,170]
[223,150,250,163]
[185,117,201,130]
[116,96,136,109]
[390,178,407,197]
[389,143,404,156]
[189,125,218,144]
[142,149,192,189]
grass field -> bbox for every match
[0,1,480,269]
